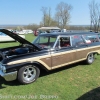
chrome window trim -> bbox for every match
[53,35,60,49]
[70,36,72,46]
[82,35,87,43]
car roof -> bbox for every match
[39,31,98,37]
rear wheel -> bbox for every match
[18,65,40,84]
[86,53,94,64]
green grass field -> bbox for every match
[0,34,100,100]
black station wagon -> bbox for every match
[0,29,100,84]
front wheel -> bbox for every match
[86,53,94,64]
[18,65,40,84]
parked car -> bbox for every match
[0,31,25,42]
[0,29,100,84]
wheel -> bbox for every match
[86,53,94,64]
[18,65,40,84]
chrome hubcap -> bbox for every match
[23,66,36,81]
[88,54,93,63]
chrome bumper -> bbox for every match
[0,70,17,81]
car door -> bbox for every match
[71,35,88,60]
[51,36,76,69]
[51,49,64,67]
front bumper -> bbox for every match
[0,70,17,81]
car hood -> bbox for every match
[0,29,41,50]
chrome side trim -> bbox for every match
[0,71,17,81]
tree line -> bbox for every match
[40,2,72,29]
[8,1,100,32]
[89,0,100,32]
[10,2,73,31]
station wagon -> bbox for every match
[0,29,100,84]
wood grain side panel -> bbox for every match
[40,57,52,67]
[51,53,63,67]
[61,51,76,64]
[76,47,100,60]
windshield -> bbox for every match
[33,35,57,49]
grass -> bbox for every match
[0,34,100,100]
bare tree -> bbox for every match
[89,0,100,32]
[48,7,51,26]
[55,2,72,29]
[41,7,53,26]
[55,12,60,27]
[41,7,47,26]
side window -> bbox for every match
[72,35,85,47]
[83,35,99,43]
[55,36,70,48]
[49,36,57,47]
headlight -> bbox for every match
[2,66,6,73]
[0,63,3,70]
[0,63,6,73]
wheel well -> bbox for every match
[94,52,99,55]
[32,62,49,72]
[92,52,97,54]
[87,52,97,58]
[17,62,49,72]
[92,52,98,56]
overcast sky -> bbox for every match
[0,0,100,25]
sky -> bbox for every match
[0,0,100,25]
